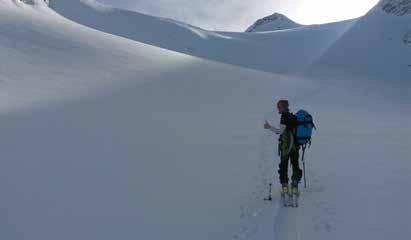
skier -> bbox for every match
[264,100,303,197]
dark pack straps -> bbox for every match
[297,120,317,130]
[298,137,312,148]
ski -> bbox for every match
[265,185,300,208]
[281,192,290,207]
[287,189,300,208]
[281,185,290,207]
[291,193,299,208]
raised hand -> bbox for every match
[264,120,272,129]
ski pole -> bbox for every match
[264,183,273,201]
[302,146,307,188]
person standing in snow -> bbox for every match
[264,100,303,195]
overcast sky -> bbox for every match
[97,0,380,31]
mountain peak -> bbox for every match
[380,0,411,16]
[245,13,301,33]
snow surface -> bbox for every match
[1,1,410,240]
[307,0,411,88]
[404,31,411,45]
[245,13,302,33]
[48,0,356,75]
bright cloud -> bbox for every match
[293,0,380,24]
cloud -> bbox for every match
[80,0,113,12]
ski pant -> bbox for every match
[278,146,302,185]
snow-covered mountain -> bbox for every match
[1,1,410,240]
[48,0,410,85]
[47,0,356,75]
[245,13,302,32]
[307,0,411,87]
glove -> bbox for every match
[264,121,272,129]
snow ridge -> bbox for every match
[381,0,411,16]
[245,13,300,32]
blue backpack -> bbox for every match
[295,110,316,147]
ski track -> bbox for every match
[237,114,336,240]
[232,132,276,240]
[232,128,304,240]
[274,202,301,240]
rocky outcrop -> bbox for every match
[381,0,411,16]
[19,0,49,5]
[245,13,300,32]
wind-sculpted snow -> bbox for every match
[245,13,301,32]
[381,0,411,16]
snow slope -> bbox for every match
[245,13,302,32]
[48,0,356,75]
[48,0,410,81]
[308,0,411,86]
[1,1,410,240]
[0,1,295,239]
